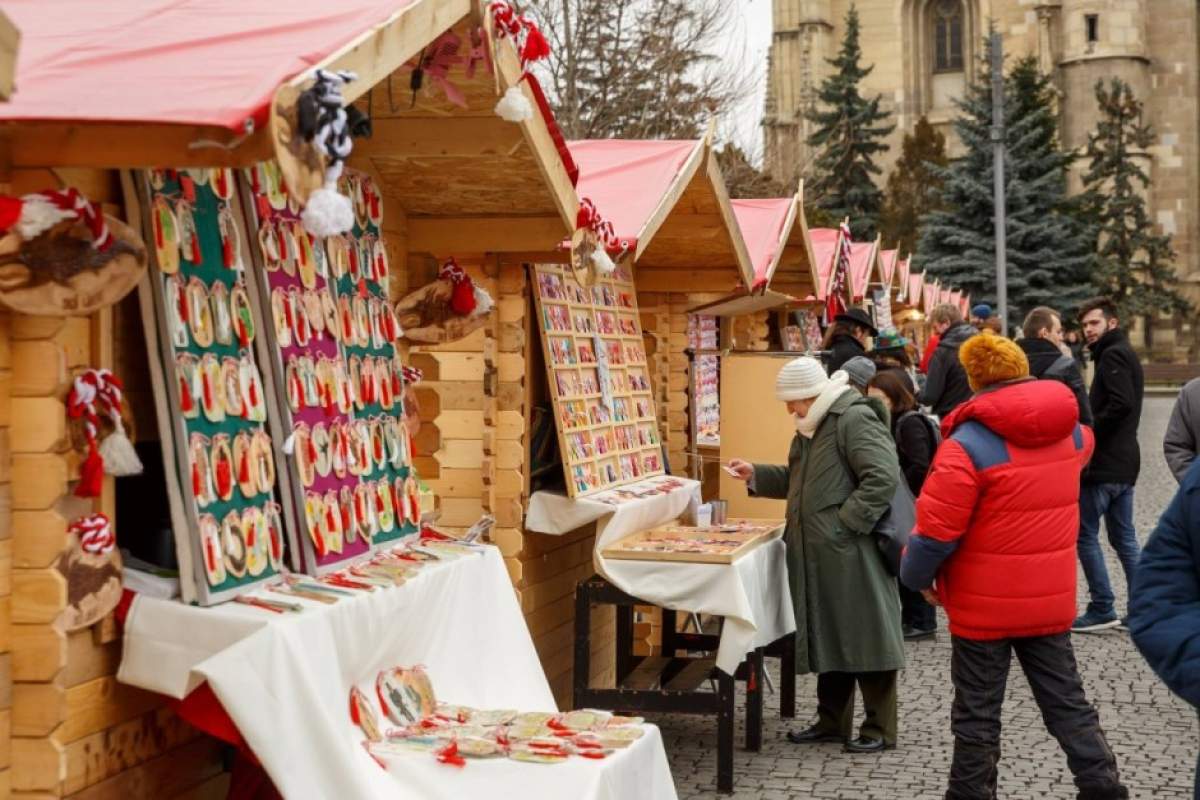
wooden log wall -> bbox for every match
[409,260,613,710]
[1,167,226,799]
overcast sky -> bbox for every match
[721,0,774,164]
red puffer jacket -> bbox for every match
[900,378,1094,640]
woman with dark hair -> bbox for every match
[822,308,878,373]
[867,369,940,640]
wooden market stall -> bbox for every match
[0,0,659,795]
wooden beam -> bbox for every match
[0,123,271,170]
[0,10,18,101]
[354,117,526,159]
[634,270,747,293]
[407,216,566,253]
[293,0,472,107]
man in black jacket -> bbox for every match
[1018,306,1094,427]
[918,303,977,419]
[1073,297,1144,633]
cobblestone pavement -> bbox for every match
[649,395,1199,799]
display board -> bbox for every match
[687,314,720,447]
[717,353,795,519]
[241,163,420,574]
[531,263,664,498]
[137,168,297,605]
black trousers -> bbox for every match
[900,584,937,630]
[815,670,898,745]
[946,633,1128,800]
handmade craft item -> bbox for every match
[67,368,143,497]
[0,188,147,315]
[394,258,493,344]
[56,514,123,632]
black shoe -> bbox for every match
[843,736,893,753]
[785,725,846,745]
[903,624,936,641]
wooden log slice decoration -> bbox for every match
[56,520,123,632]
[395,278,488,344]
[569,227,599,289]
[0,214,147,316]
[270,82,326,205]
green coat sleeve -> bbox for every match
[836,406,900,534]
[749,464,790,500]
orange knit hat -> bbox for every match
[958,332,1030,392]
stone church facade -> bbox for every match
[763,0,1199,356]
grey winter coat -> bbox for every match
[1164,378,1200,483]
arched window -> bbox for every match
[933,0,964,73]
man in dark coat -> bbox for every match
[1018,306,1093,427]
[919,303,977,419]
[1129,460,1200,800]
[823,307,877,374]
[1073,297,1144,633]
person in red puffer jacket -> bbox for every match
[900,333,1128,800]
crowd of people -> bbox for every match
[729,297,1200,800]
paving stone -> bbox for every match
[646,397,1198,798]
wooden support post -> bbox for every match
[745,648,763,752]
[717,670,735,794]
[572,582,591,710]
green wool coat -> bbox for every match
[752,392,905,675]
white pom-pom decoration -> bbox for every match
[301,183,354,237]
[495,87,534,122]
[98,420,144,477]
[592,248,616,276]
[470,285,495,318]
[17,195,75,239]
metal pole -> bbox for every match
[990,31,1008,333]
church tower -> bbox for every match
[763,0,835,186]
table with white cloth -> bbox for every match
[117,544,677,800]
[525,476,797,793]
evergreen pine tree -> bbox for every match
[915,50,1094,322]
[1080,79,1189,320]
[805,4,894,240]
[879,117,948,256]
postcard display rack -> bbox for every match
[532,264,664,498]
[687,314,720,447]
[138,168,299,604]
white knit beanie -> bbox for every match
[775,357,831,401]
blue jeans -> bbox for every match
[1078,483,1141,618]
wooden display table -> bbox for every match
[573,575,796,794]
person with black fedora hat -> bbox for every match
[822,307,878,374]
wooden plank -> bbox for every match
[620,656,671,691]
[493,410,524,441]
[62,737,223,800]
[433,410,483,439]
[414,327,485,353]
[11,569,65,624]
[12,678,65,737]
[8,399,66,455]
[0,541,7,597]
[63,632,121,689]
[423,382,483,411]
[424,469,482,499]
[11,455,67,511]
[10,342,67,398]
[0,596,10,655]
[496,352,524,381]
[61,708,198,796]
[0,653,8,709]
[11,736,64,792]
[489,527,522,558]
[431,353,484,383]
[171,773,231,800]
[435,498,485,528]
[9,318,64,342]
[0,9,17,101]
[408,216,565,254]
[497,295,524,324]
[434,439,483,470]
[0,709,10,771]
[12,510,69,570]
[663,657,717,692]
[11,624,65,682]
[58,677,163,745]
[58,318,91,369]
[353,116,525,158]
[492,468,522,496]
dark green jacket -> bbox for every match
[752,392,905,674]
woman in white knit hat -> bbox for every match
[728,356,905,753]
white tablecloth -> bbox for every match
[526,479,795,675]
[118,546,677,800]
